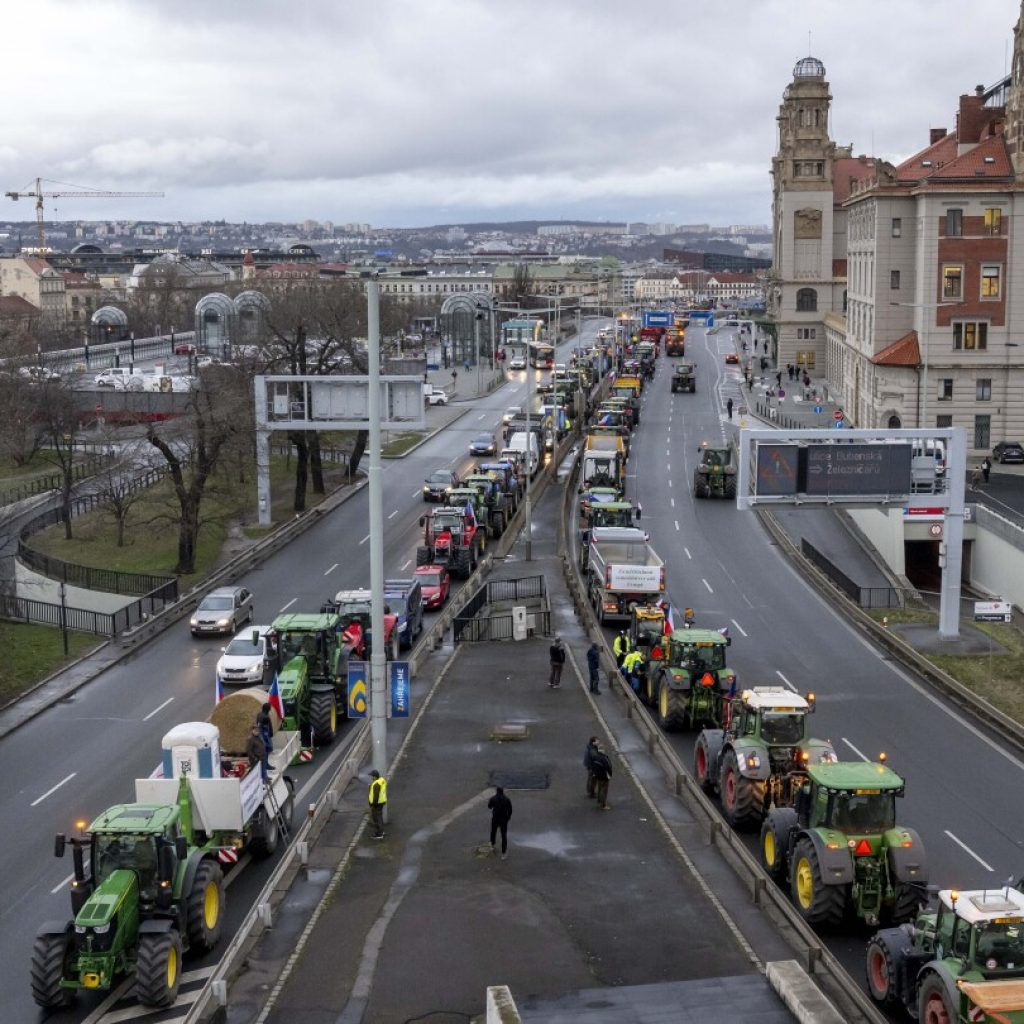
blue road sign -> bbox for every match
[814,405,823,414]
[642,312,673,327]
[389,661,410,718]
[834,419,846,429]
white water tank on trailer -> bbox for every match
[161,722,221,779]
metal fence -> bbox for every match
[453,608,551,643]
[452,575,549,643]
[0,452,112,509]
[801,539,902,609]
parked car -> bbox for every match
[425,387,448,406]
[414,565,450,610]
[190,586,255,636]
[18,365,61,383]
[423,469,458,502]
[469,432,497,456]
[94,367,143,390]
[174,341,197,355]
[216,624,273,686]
[993,440,1024,464]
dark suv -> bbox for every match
[993,441,1024,464]
[423,469,458,502]
[383,578,424,650]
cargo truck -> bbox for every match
[585,526,665,624]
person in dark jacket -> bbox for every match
[586,642,601,694]
[583,736,600,797]
[256,702,275,753]
[488,787,513,859]
[246,725,268,781]
[590,743,613,810]
[549,636,566,688]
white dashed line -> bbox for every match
[412,488,421,498]
[31,773,77,807]
[701,578,713,593]
[401,559,411,570]
[684,547,692,559]
[279,598,297,613]
[945,830,994,872]
[730,619,748,637]
[360,534,370,545]
[668,479,672,487]
[477,413,486,420]
[143,697,175,722]
[775,670,798,693]
[670,498,675,507]
[841,737,870,762]
[324,563,338,575]
[52,872,76,894]
[388,510,398,520]
[674,520,680,531]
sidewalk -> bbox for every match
[221,469,812,1023]
[428,364,506,403]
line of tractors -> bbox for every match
[579,343,1024,1024]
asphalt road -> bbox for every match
[0,322,604,1024]
[604,325,1024,1003]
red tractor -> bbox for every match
[416,506,485,578]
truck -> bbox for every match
[585,526,665,624]
[671,361,696,393]
[693,687,837,831]
[761,760,927,927]
[417,505,485,577]
[31,721,297,1010]
[578,500,639,562]
[581,437,626,490]
[666,327,686,357]
[610,375,642,424]
[864,888,1024,1023]
[270,612,353,743]
[693,440,738,499]
[643,628,734,726]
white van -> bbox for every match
[912,438,946,476]
[506,432,540,477]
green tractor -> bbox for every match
[671,362,696,393]
[693,441,738,499]
[32,800,225,1010]
[462,473,513,537]
[270,613,350,746]
[864,887,1024,1022]
[760,760,927,927]
[645,628,735,730]
[693,686,837,831]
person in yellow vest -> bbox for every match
[612,630,631,667]
[622,648,644,694]
[368,770,387,840]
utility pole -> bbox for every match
[59,580,69,658]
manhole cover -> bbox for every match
[488,769,550,790]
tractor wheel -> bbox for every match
[491,511,505,537]
[865,928,907,1008]
[694,733,717,794]
[643,673,658,707]
[249,805,279,859]
[657,678,687,731]
[415,546,431,566]
[309,691,337,747]
[30,928,76,1009]
[789,838,846,926]
[693,470,706,499]
[135,929,183,1008]
[185,859,225,953]
[719,749,766,831]
[724,474,738,499]
[890,881,923,925]
[453,547,472,579]
[760,808,797,882]
[918,973,956,1024]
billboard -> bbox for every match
[642,312,674,327]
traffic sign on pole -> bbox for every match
[814,405,823,414]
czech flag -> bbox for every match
[464,500,476,525]
[268,672,285,721]
[215,672,225,704]
[663,603,675,635]
[718,626,730,639]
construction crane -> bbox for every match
[3,177,164,251]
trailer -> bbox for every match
[586,526,664,624]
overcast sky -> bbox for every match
[2,0,1020,229]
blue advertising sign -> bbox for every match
[347,661,368,718]
[390,662,410,718]
[642,312,674,327]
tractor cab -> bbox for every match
[727,687,817,747]
[663,628,732,684]
[795,761,904,836]
[694,440,738,499]
[629,604,667,658]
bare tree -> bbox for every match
[511,263,534,308]
[0,373,44,469]
[91,437,151,547]
[35,382,82,540]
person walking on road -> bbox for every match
[549,636,566,688]
[586,642,601,694]
[591,743,613,810]
[368,770,387,839]
[612,630,630,668]
[488,787,512,859]
[584,736,600,798]
[982,456,992,484]
[726,397,733,420]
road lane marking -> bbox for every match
[730,619,748,637]
[51,871,75,894]
[674,520,680,531]
[945,830,994,871]
[684,547,692,559]
[775,670,798,693]
[841,737,870,762]
[324,563,338,575]
[411,488,421,498]
[143,697,175,722]
[32,772,77,807]
[401,559,411,570]
[360,533,370,544]
[668,479,672,487]
[670,497,675,507]
[279,597,297,613]
[477,413,486,420]
[702,578,713,593]
[388,510,398,520]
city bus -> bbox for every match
[528,340,555,368]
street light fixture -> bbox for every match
[890,300,962,428]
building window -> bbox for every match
[953,322,988,350]
[938,379,953,401]
[976,378,992,401]
[891,217,902,238]
[946,208,963,236]
[984,208,1002,235]
[796,287,818,312]
[796,328,818,340]
[842,289,848,312]
[974,415,991,449]
[936,415,953,428]
[942,265,963,299]
[890,270,901,290]
[981,264,1001,298]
